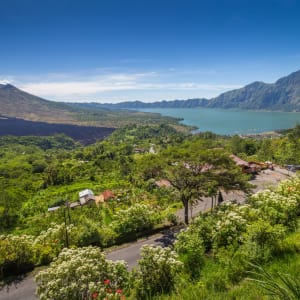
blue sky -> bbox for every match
[1,0,300,102]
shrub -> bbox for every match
[212,203,249,249]
[244,219,286,261]
[110,204,158,238]
[175,228,205,279]
[134,245,183,299]
[0,234,36,279]
[249,189,299,229]
[35,246,129,300]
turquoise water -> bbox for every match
[139,108,300,135]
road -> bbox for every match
[0,229,179,300]
[0,166,292,300]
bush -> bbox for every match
[35,246,129,300]
[0,234,36,279]
[110,204,158,238]
[134,245,183,299]
[249,189,299,229]
[212,203,249,249]
[244,219,286,261]
[175,228,205,279]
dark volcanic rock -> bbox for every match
[0,116,115,145]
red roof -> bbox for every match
[102,190,115,201]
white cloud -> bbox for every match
[1,69,241,102]
[0,76,15,84]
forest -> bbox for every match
[1,123,300,299]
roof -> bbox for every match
[230,154,249,167]
[102,190,115,201]
[79,189,94,198]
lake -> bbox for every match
[138,108,300,135]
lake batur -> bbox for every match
[139,108,300,135]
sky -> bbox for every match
[1,0,300,103]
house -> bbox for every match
[79,189,95,205]
[95,190,116,205]
[230,154,257,174]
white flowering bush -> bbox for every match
[34,223,76,247]
[34,223,77,264]
[35,246,129,300]
[212,203,249,249]
[0,234,36,278]
[249,189,298,229]
[134,245,183,299]
[277,177,300,199]
[110,204,159,237]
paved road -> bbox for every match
[0,273,38,300]
[0,166,292,300]
[105,227,180,270]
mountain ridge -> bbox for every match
[74,70,300,111]
[1,70,300,115]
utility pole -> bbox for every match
[63,208,69,248]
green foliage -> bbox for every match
[0,135,78,150]
[175,228,205,279]
[248,265,300,300]
[110,204,159,238]
[245,219,286,261]
[0,235,36,279]
[133,245,183,299]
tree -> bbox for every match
[166,160,208,224]
[165,149,250,224]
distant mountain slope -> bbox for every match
[78,70,300,111]
[207,70,300,111]
[0,84,182,128]
[73,98,209,110]
[0,84,76,123]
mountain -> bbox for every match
[0,84,182,129]
[2,70,300,118]
[72,98,209,110]
[0,84,76,123]
[207,70,300,111]
[76,70,300,111]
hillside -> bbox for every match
[0,84,77,123]
[207,70,300,110]
[0,84,183,128]
[73,98,209,110]
[82,70,300,111]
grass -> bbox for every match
[152,226,300,300]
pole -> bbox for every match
[66,201,71,224]
[63,208,69,248]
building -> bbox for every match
[79,189,95,205]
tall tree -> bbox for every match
[165,149,250,224]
